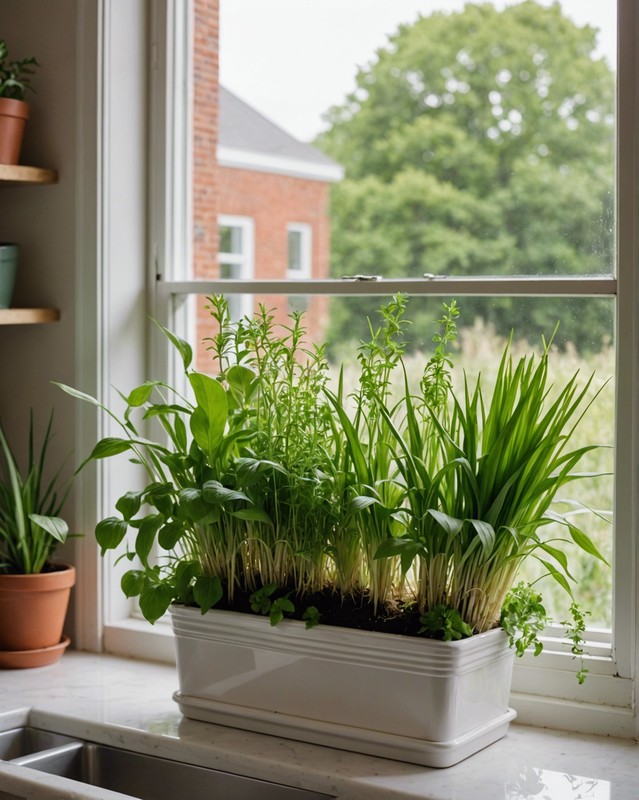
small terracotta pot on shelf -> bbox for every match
[0,98,29,165]
[0,564,75,668]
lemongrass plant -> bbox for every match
[56,295,608,672]
[0,412,71,574]
[374,306,609,660]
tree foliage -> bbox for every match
[317,1,615,348]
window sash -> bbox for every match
[213,215,255,320]
[157,275,617,299]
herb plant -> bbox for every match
[56,295,608,677]
[375,321,609,638]
[0,40,39,101]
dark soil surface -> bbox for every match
[214,587,425,637]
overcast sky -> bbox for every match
[219,0,616,142]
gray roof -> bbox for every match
[218,86,339,169]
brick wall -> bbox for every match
[219,166,330,283]
[193,0,219,372]
[191,0,332,371]
[200,166,330,358]
[193,0,219,278]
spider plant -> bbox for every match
[0,411,71,574]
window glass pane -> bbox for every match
[288,294,309,314]
[185,292,614,628]
[220,261,241,279]
[288,230,303,273]
[219,225,243,256]
[219,1,616,289]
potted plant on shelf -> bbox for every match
[0,40,39,165]
[0,411,75,669]
[56,296,608,767]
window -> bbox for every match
[92,0,639,739]
[287,224,312,279]
[217,215,254,321]
[287,223,311,313]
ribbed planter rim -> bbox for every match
[170,603,510,675]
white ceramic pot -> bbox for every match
[170,605,516,768]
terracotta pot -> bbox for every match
[0,564,75,657]
[0,98,30,165]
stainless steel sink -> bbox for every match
[2,727,333,800]
[0,727,77,760]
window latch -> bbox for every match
[341,274,382,281]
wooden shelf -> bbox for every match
[0,308,60,325]
[0,168,60,326]
[0,164,58,185]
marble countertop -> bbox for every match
[0,652,637,799]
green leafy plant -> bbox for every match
[55,305,337,623]
[563,603,591,684]
[326,296,409,610]
[500,583,548,658]
[0,412,71,574]
[374,320,609,640]
[56,295,608,680]
[418,605,473,641]
[0,40,39,101]
[250,583,277,615]
[302,605,321,629]
[248,584,295,626]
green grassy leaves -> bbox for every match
[0,411,71,574]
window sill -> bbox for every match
[103,617,175,663]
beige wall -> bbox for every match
[0,0,80,565]
[0,1,151,646]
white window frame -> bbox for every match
[74,0,194,657]
[83,0,639,739]
[217,214,255,321]
[286,223,312,279]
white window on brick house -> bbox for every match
[218,215,254,321]
[287,223,312,278]
[287,223,312,313]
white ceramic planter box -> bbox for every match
[170,605,516,768]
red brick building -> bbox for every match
[191,2,343,368]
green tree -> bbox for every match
[318,1,615,349]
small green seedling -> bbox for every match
[419,605,473,641]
